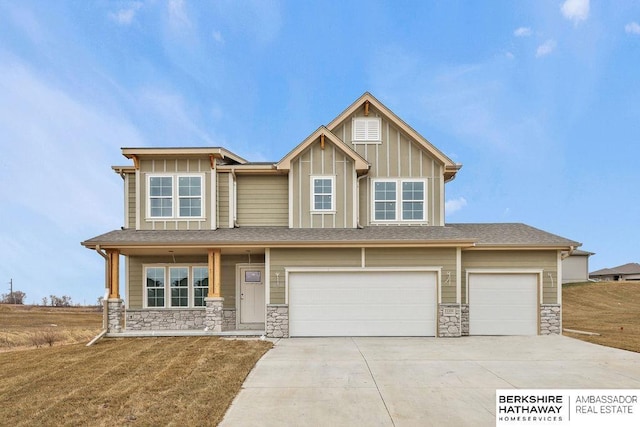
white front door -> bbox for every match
[239,265,265,324]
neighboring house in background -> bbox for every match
[562,249,594,283]
[82,92,580,338]
[590,263,640,281]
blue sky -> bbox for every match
[0,0,639,305]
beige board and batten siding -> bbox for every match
[290,138,356,228]
[331,104,445,226]
[126,172,136,229]
[217,172,230,228]
[236,175,288,226]
[138,158,212,230]
[365,247,456,303]
[269,248,362,304]
[461,250,559,304]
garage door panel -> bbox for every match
[289,271,436,337]
[469,273,538,336]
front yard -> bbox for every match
[0,337,272,426]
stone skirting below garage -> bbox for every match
[438,304,462,337]
[540,304,561,335]
[266,304,289,338]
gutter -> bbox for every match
[95,245,110,331]
[356,175,368,229]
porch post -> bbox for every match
[205,248,224,332]
[208,248,221,297]
[105,249,123,333]
[107,249,120,299]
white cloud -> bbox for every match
[514,27,532,37]
[0,60,142,232]
[168,0,191,29]
[536,39,557,57]
[212,30,224,44]
[109,2,142,26]
[445,197,468,215]
[625,22,640,35]
[561,0,590,24]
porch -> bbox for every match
[100,246,268,334]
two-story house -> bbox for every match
[82,93,580,338]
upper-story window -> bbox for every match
[311,176,335,212]
[353,117,381,143]
[149,177,173,217]
[373,179,426,222]
[147,174,204,219]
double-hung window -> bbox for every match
[373,179,426,222]
[169,267,189,307]
[401,181,425,220]
[149,177,173,217]
[311,176,335,212]
[178,177,202,217]
[146,267,165,307]
[147,174,203,219]
[192,267,208,307]
[374,181,397,220]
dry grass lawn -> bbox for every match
[563,281,640,353]
[0,305,102,350]
[0,337,272,426]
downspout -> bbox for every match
[356,175,368,229]
[561,245,577,260]
[88,245,110,346]
[231,168,239,228]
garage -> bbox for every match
[468,272,539,336]
[288,270,437,337]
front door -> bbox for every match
[239,265,265,325]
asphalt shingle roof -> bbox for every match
[82,223,579,249]
[590,262,640,276]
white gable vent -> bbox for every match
[353,117,381,142]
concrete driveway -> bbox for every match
[220,336,640,426]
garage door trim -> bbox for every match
[285,267,441,337]
[466,269,542,335]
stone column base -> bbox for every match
[204,297,224,332]
[107,298,124,333]
[266,304,289,338]
[540,304,561,335]
[438,304,462,337]
[461,304,469,336]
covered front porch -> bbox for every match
[98,245,267,336]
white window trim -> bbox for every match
[146,173,206,220]
[310,175,336,213]
[352,117,382,144]
[371,178,428,224]
[143,264,208,309]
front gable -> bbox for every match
[327,93,461,226]
[278,127,368,228]
[327,92,461,182]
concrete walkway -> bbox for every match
[220,336,640,426]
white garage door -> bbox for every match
[469,273,539,336]
[289,270,437,337]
